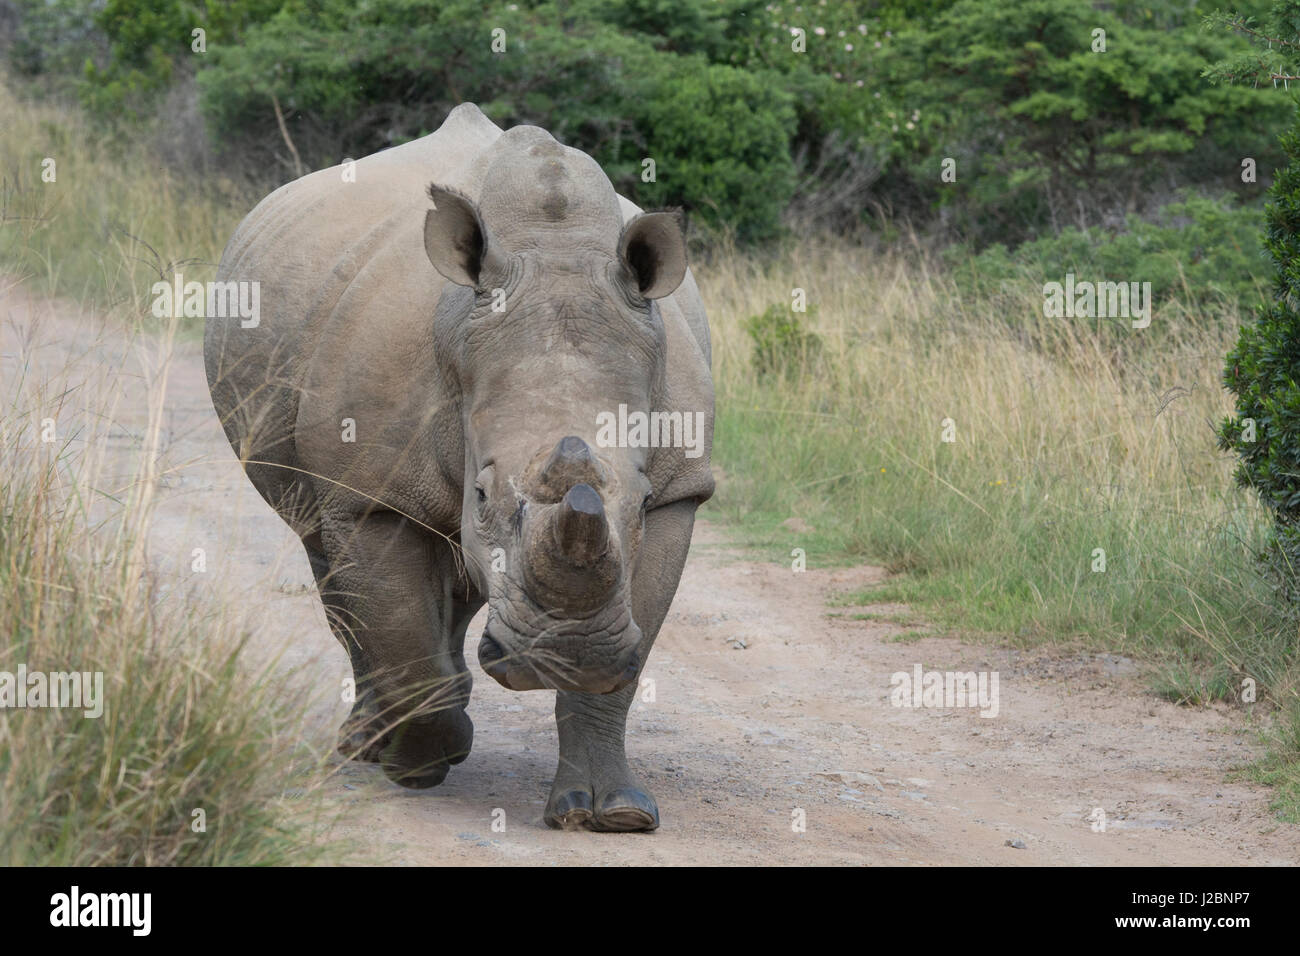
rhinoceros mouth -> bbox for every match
[478,622,640,694]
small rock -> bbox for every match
[1097,653,1137,676]
[816,771,885,791]
[1004,839,1026,849]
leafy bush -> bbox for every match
[950,193,1269,311]
[628,59,797,240]
[878,0,1287,244]
[1219,108,1300,586]
[745,303,822,379]
[7,0,1288,245]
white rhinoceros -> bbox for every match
[204,104,714,831]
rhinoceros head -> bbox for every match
[422,128,688,694]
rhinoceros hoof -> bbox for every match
[544,789,594,830]
[591,787,660,832]
[336,721,390,764]
[379,709,474,790]
[544,786,659,832]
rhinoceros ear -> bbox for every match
[617,209,687,300]
[424,184,488,287]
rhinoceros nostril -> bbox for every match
[478,630,513,688]
[620,654,640,684]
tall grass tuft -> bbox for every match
[0,298,353,866]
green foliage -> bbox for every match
[572,0,758,60]
[79,0,197,116]
[12,0,280,118]
[952,193,1269,312]
[744,303,822,379]
[1210,2,1300,589]
[630,60,796,240]
[6,0,101,81]
[194,0,799,238]
[1202,0,1300,86]
[879,0,1288,243]
[1219,107,1300,584]
[7,0,1289,244]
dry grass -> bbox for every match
[0,295,360,864]
[0,80,243,324]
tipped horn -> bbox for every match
[553,483,609,566]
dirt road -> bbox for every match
[6,282,1297,865]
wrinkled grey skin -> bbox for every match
[204,104,713,831]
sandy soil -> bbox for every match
[5,281,1297,866]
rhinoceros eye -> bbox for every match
[476,485,487,506]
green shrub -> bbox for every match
[949,193,1268,313]
[879,0,1287,244]
[1219,108,1300,588]
[744,303,822,379]
[630,60,797,241]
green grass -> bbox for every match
[0,79,358,861]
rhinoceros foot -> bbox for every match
[379,708,474,789]
[544,783,659,832]
[335,696,391,763]
[336,722,389,764]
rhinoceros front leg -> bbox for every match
[545,499,697,832]
[315,510,482,789]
